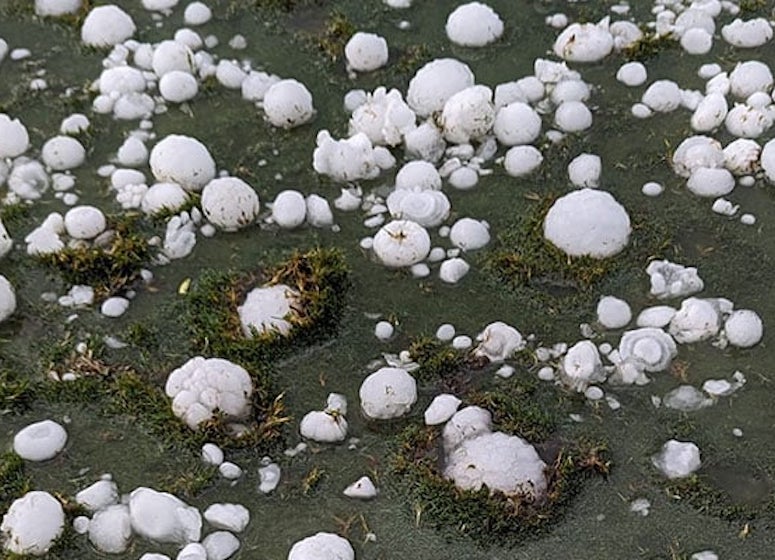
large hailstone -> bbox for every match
[238,284,300,337]
[348,87,416,147]
[652,440,701,479]
[724,309,763,348]
[81,5,136,47]
[407,58,474,118]
[728,61,773,100]
[299,393,349,443]
[164,357,253,429]
[0,114,30,158]
[668,297,722,344]
[395,160,441,191]
[561,340,604,391]
[445,2,504,47]
[618,328,677,373]
[128,487,201,545]
[690,93,728,132]
[0,275,17,323]
[503,145,543,177]
[152,40,195,77]
[89,505,132,554]
[142,182,189,215]
[1,491,65,556]
[440,85,495,144]
[313,130,395,182]
[671,135,724,178]
[13,420,68,461]
[263,79,315,128]
[287,532,355,560]
[493,102,542,146]
[386,188,450,227]
[553,19,614,62]
[344,32,389,72]
[372,220,431,267]
[35,0,82,17]
[721,18,773,48]
[359,367,417,420]
[159,71,198,103]
[554,100,593,132]
[543,189,631,258]
[449,218,490,251]
[596,295,631,329]
[64,205,107,240]
[723,138,760,175]
[150,135,215,192]
[272,190,307,229]
[474,321,524,362]
[201,177,260,231]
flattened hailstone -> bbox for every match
[150,135,216,192]
[313,130,395,181]
[0,491,64,556]
[475,321,525,362]
[35,0,82,17]
[554,101,593,132]
[287,533,354,560]
[142,182,189,215]
[652,440,701,479]
[272,190,307,229]
[372,219,430,267]
[671,136,724,178]
[407,58,474,118]
[203,531,240,560]
[81,5,135,47]
[76,479,119,512]
[725,103,772,139]
[300,408,348,443]
[616,62,647,87]
[0,276,15,324]
[395,160,442,191]
[440,85,494,144]
[165,357,253,429]
[724,309,763,348]
[445,2,504,47]
[238,284,299,337]
[619,328,677,372]
[184,2,212,26]
[562,340,604,391]
[359,366,417,420]
[729,61,773,100]
[343,476,378,499]
[445,431,547,499]
[159,71,198,103]
[0,220,12,259]
[686,167,735,197]
[503,145,543,177]
[0,114,29,158]
[344,32,388,72]
[386,188,450,227]
[553,19,614,62]
[669,297,721,344]
[152,40,195,77]
[493,102,541,146]
[263,79,315,129]
[424,394,461,425]
[597,296,631,329]
[544,189,631,258]
[13,420,67,461]
[439,258,470,283]
[642,80,682,113]
[201,177,260,231]
[690,93,728,132]
[449,218,489,251]
[204,504,250,533]
[663,385,711,412]
[128,487,201,545]
[568,153,601,188]
[64,205,107,239]
[636,306,677,328]
[89,504,132,554]
[722,18,773,48]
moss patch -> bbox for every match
[408,336,481,385]
[0,452,31,514]
[621,30,680,62]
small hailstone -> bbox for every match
[219,462,242,479]
[537,366,554,381]
[630,498,650,516]
[740,214,755,225]
[228,34,247,50]
[100,297,129,318]
[202,443,224,466]
[374,321,394,340]
[410,263,430,278]
[698,63,722,79]
[73,516,90,535]
[495,365,515,378]
[642,181,664,197]
[584,386,604,400]
[258,463,281,494]
[436,323,455,341]
[343,476,378,499]
[451,335,472,350]
[631,103,652,119]
[439,258,470,283]
[616,62,647,87]
[359,237,374,250]
[732,428,743,437]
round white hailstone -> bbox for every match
[343,476,378,499]
[631,103,652,119]
[554,100,593,132]
[407,58,475,118]
[544,189,631,258]
[562,340,603,391]
[0,491,65,556]
[159,71,198,103]
[128,487,201,545]
[652,440,701,479]
[178,543,207,560]
[698,63,722,79]
[184,2,212,25]
[551,80,591,104]
[387,188,450,227]
[60,113,90,135]
[0,114,30,158]
[674,8,715,35]
[216,60,246,89]
[669,297,721,344]
[113,93,155,120]
[729,61,773,100]
[436,323,455,341]
[152,40,195,77]
[395,160,442,191]
[424,394,462,425]
[619,328,677,372]
[117,137,148,167]
[73,517,90,535]
[41,136,85,171]
[404,121,446,162]
[81,5,136,47]
[75,479,119,512]
[503,145,543,177]
[165,356,253,429]
[642,80,682,112]
[493,102,541,146]
[452,337,472,350]
[597,296,631,329]
[203,531,240,560]
[35,0,82,17]
[0,275,17,323]
[238,284,299,337]
[568,153,602,188]
[241,71,280,102]
[671,135,724,178]
[725,104,772,139]
[686,167,734,197]
[13,420,67,461]
[201,177,260,231]
[690,93,728,132]
[64,205,106,240]
[272,190,307,229]
[305,194,334,228]
[344,32,389,72]
[448,166,479,190]
[439,257,470,283]
[359,367,417,420]
[300,410,348,442]
[202,443,224,466]
[474,321,525,362]
[142,183,189,215]
[372,220,431,268]
[101,297,129,318]
[440,85,495,144]
[150,135,216,192]
[722,18,773,48]
[553,21,614,62]
[374,321,394,340]
[444,431,547,498]
[445,2,504,47]
[142,0,178,10]
[740,213,756,225]
[347,86,415,146]
[681,28,712,54]
[204,504,250,533]
[88,505,132,554]
[724,309,763,348]
[585,386,604,400]
[449,218,490,251]
[263,79,315,129]
[287,533,355,560]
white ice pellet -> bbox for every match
[374,321,394,340]
[451,335,472,350]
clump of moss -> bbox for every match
[312,11,356,62]
[0,368,36,413]
[160,463,219,499]
[395,44,432,74]
[622,31,679,62]
[0,452,31,514]
[408,336,479,384]
[0,202,32,231]
[738,0,767,15]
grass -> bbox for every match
[407,336,478,385]
[621,30,679,62]
[0,452,31,514]
[0,368,36,413]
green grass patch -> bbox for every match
[0,452,31,514]
[0,368,36,413]
[407,336,476,384]
[621,30,680,62]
